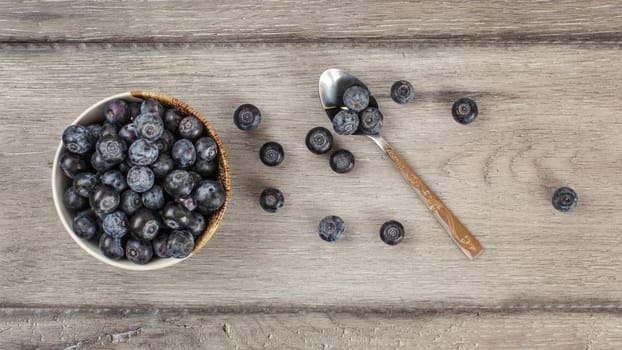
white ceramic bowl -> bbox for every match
[52,92,230,270]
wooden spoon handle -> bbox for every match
[369,135,484,259]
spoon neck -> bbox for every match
[367,134,389,151]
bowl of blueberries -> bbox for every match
[52,91,231,270]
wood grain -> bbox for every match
[1,43,622,310]
[2,1,622,43]
[1,307,621,349]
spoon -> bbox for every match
[319,69,483,259]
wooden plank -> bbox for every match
[2,1,622,43]
[1,42,622,309]
[1,308,621,349]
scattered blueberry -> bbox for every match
[161,202,192,229]
[89,185,120,214]
[59,152,88,179]
[178,116,204,141]
[193,180,225,212]
[359,107,383,135]
[128,139,159,166]
[259,142,284,167]
[552,187,578,212]
[63,187,88,211]
[194,159,218,178]
[126,238,153,265]
[390,80,415,104]
[142,185,165,210]
[195,137,218,161]
[154,129,175,154]
[73,172,99,197]
[102,210,129,238]
[118,123,138,144]
[62,125,93,155]
[233,104,261,131]
[99,234,124,260]
[120,189,143,216]
[150,153,175,178]
[305,127,333,154]
[103,99,129,125]
[172,139,196,168]
[330,149,355,174]
[140,99,165,118]
[318,215,345,242]
[96,134,127,164]
[452,97,478,125]
[86,123,103,140]
[100,123,119,137]
[163,170,196,198]
[259,187,284,213]
[343,85,370,112]
[90,151,115,173]
[164,109,183,133]
[379,220,405,245]
[126,166,155,193]
[152,232,171,258]
[135,113,164,141]
[72,211,98,240]
[130,208,162,241]
[332,109,360,135]
[187,212,207,236]
[100,170,128,192]
[167,230,194,258]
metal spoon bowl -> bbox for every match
[319,69,483,259]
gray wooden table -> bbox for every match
[2,1,622,349]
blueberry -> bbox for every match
[120,189,143,216]
[177,195,198,211]
[154,129,175,154]
[195,137,218,161]
[163,169,196,198]
[118,160,131,174]
[330,149,355,174]
[189,171,202,186]
[128,102,142,119]
[233,104,261,131]
[172,139,196,168]
[63,186,88,211]
[90,151,115,172]
[178,116,204,141]
[96,134,127,164]
[305,127,333,154]
[100,170,128,192]
[259,142,284,167]
[343,85,369,112]
[99,233,124,260]
[72,210,98,240]
[135,113,164,141]
[62,125,93,155]
[359,107,383,135]
[167,230,194,258]
[142,185,165,210]
[118,123,138,145]
[187,212,207,236]
[140,99,165,118]
[73,172,99,197]
[318,215,345,242]
[103,99,129,125]
[59,152,88,179]
[259,187,284,213]
[332,109,360,135]
[102,210,129,238]
[164,109,184,133]
[152,231,171,258]
[130,208,162,241]
[151,153,175,178]
[194,159,218,178]
[89,185,120,214]
[552,187,578,212]
[126,166,155,193]
[193,180,225,212]
[126,238,153,265]
[390,80,415,104]
[161,202,192,230]
[379,220,405,245]
[128,139,159,166]
[452,97,478,125]
[100,123,119,137]
[86,123,103,140]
